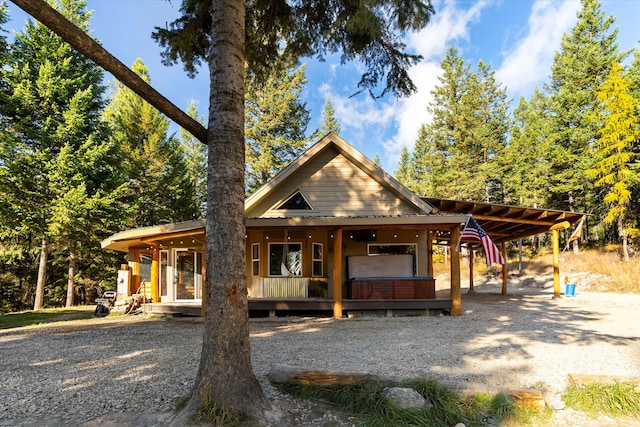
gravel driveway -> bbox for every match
[2,281,639,426]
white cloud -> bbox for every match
[319,1,496,172]
[496,0,579,98]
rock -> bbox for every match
[381,387,430,409]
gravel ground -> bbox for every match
[2,278,640,426]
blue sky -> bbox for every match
[5,0,640,172]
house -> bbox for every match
[101,133,583,317]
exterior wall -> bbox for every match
[246,147,421,218]
[246,229,331,298]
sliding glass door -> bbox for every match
[174,249,202,301]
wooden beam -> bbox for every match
[552,229,561,297]
[332,229,343,318]
[472,214,556,227]
[150,242,159,303]
[426,230,434,277]
[501,242,507,295]
[468,249,474,292]
[450,225,461,316]
[10,0,208,143]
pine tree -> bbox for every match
[104,58,198,227]
[245,59,311,195]
[544,0,622,216]
[180,100,207,218]
[587,62,639,261]
[502,89,550,207]
[374,153,382,167]
[0,0,112,309]
[412,49,509,201]
[317,96,341,136]
[410,123,448,197]
[395,146,411,186]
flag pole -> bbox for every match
[455,216,471,253]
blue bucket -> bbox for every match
[565,283,576,297]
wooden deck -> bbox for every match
[144,298,452,317]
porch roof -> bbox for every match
[100,214,471,252]
[425,198,586,244]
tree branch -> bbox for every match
[10,0,208,144]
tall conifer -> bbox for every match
[544,0,622,216]
[587,63,639,260]
[244,59,311,195]
[104,59,198,227]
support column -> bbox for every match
[150,242,159,303]
[552,229,560,297]
[501,242,507,296]
[450,225,461,316]
[468,249,474,293]
[426,229,434,277]
[332,228,343,318]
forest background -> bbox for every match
[0,0,638,313]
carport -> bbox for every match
[425,198,585,297]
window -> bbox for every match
[160,250,168,297]
[277,191,312,210]
[269,243,302,276]
[251,243,260,276]
[312,243,323,277]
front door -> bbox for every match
[174,249,202,301]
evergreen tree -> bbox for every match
[180,100,207,218]
[502,89,550,208]
[317,96,341,136]
[410,123,448,197]
[373,153,382,167]
[544,0,622,216]
[587,62,639,261]
[395,146,410,186]
[627,49,640,247]
[452,60,510,202]
[0,0,114,309]
[104,58,198,227]
[412,49,509,201]
[245,59,311,195]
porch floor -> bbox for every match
[143,298,452,317]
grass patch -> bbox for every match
[195,404,254,426]
[277,379,550,427]
[563,381,640,417]
[0,307,95,329]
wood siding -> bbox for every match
[246,146,421,218]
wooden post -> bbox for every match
[468,249,474,293]
[501,242,507,295]
[333,228,343,318]
[552,229,560,297]
[426,229,434,277]
[450,225,461,316]
[150,243,160,303]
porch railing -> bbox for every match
[249,277,328,298]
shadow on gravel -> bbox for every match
[0,317,203,424]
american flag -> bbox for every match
[461,217,505,265]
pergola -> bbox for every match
[424,198,585,297]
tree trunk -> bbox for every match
[33,237,48,310]
[568,191,580,254]
[620,219,629,262]
[65,248,76,307]
[178,0,270,423]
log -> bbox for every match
[268,364,545,408]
